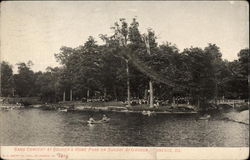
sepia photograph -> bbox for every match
[0,1,249,159]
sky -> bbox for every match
[1,1,249,73]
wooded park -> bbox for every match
[1,18,249,110]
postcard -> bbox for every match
[0,1,249,159]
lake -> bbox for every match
[0,108,248,146]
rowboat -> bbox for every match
[88,118,110,124]
[199,114,211,120]
[58,108,67,112]
[142,111,154,116]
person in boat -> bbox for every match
[147,110,151,116]
[89,116,95,123]
[102,114,109,122]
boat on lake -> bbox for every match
[87,118,110,124]
[142,110,154,116]
[199,114,211,120]
[58,108,67,112]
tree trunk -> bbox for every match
[54,90,56,103]
[63,91,66,102]
[113,87,117,101]
[149,80,154,108]
[70,89,73,101]
[197,95,200,111]
[126,59,131,107]
[12,88,15,97]
[144,89,148,101]
[104,88,107,99]
[215,82,218,105]
[87,89,90,99]
[144,32,154,108]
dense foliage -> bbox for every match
[1,18,249,105]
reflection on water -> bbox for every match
[0,109,248,146]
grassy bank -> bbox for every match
[4,99,247,114]
[1,97,41,105]
[35,101,197,113]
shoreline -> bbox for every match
[0,102,199,114]
[1,101,248,116]
[1,102,248,125]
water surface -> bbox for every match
[0,108,248,146]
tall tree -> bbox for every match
[108,18,132,105]
[238,48,249,99]
[204,44,221,103]
[13,61,36,97]
[0,61,14,97]
[183,47,215,110]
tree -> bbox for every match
[183,47,215,110]
[104,18,132,105]
[238,48,249,99]
[34,67,62,102]
[142,29,157,108]
[204,44,224,103]
[225,48,249,99]
[13,61,36,97]
[238,48,249,78]
[77,36,103,99]
[0,61,14,97]
[55,36,104,101]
